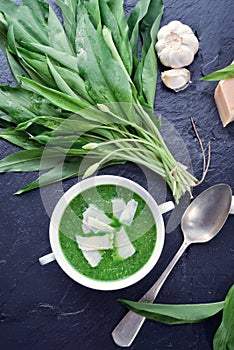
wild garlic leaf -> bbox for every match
[0,128,41,150]
[98,0,132,75]
[0,85,63,123]
[22,42,78,71]
[0,13,7,53]
[127,0,163,108]
[16,115,99,134]
[65,0,78,14]
[0,86,36,124]
[48,5,74,55]
[46,57,78,98]
[20,77,89,113]
[128,0,152,71]
[0,0,49,46]
[213,284,234,350]
[57,0,77,50]
[21,0,49,28]
[140,0,164,108]
[201,64,234,81]
[0,149,63,173]
[54,65,93,103]
[83,0,102,30]
[0,1,197,202]
[18,50,55,88]
[6,50,29,83]
[14,158,126,195]
[75,4,132,109]
[120,299,225,325]
[14,161,82,195]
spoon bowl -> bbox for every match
[181,184,232,243]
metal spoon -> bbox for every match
[112,184,232,347]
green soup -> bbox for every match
[59,184,157,281]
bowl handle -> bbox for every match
[158,201,175,215]
[230,196,234,214]
[39,252,55,265]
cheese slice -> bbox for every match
[81,250,102,267]
[76,233,114,251]
[115,227,136,259]
[83,204,112,224]
[86,217,114,234]
[214,78,234,127]
[82,205,112,234]
[82,223,91,234]
[112,198,126,219]
[119,199,138,225]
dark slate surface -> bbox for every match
[1,1,234,349]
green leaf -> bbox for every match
[201,64,234,81]
[0,0,49,46]
[0,128,41,149]
[83,0,101,29]
[0,117,13,129]
[54,65,93,103]
[16,115,100,133]
[102,26,131,82]
[14,158,126,195]
[213,284,234,350]
[140,0,164,107]
[130,0,164,107]
[0,84,63,124]
[107,0,132,74]
[0,149,63,172]
[22,42,78,71]
[48,5,74,55]
[128,0,152,69]
[75,5,132,108]
[120,299,225,325]
[20,77,113,125]
[46,57,78,98]
[57,0,77,50]
[20,76,89,112]
[6,49,29,83]
[0,12,8,52]
[7,22,18,55]
[21,0,49,28]
[14,161,81,195]
[0,85,36,124]
[17,48,56,88]
[98,0,132,74]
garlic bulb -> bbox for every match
[161,68,190,92]
[155,20,199,68]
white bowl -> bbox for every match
[40,175,174,291]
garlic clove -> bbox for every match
[155,40,167,53]
[167,20,183,32]
[169,47,195,68]
[161,68,191,92]
[182,34,199,54]
[177,23,194,36]
[157,25,171,41]
[157,47,173,67]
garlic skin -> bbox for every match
[156,21,199,68]
[161,68,191,92]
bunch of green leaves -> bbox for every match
[120,283,234,350]
[202,63,234,81]
[0,0,196,202]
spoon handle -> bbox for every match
[112,240,190,347]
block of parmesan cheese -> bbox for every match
[214,78,234,127]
